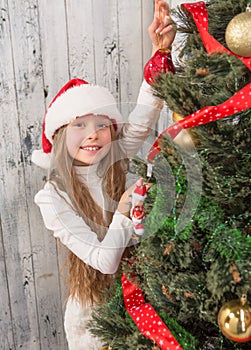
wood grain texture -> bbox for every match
[0,1,195,348]
[0,0,40,348]
[118,0,144,116]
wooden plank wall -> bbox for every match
[0,1,198,349]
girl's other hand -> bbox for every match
[148,0,176,55]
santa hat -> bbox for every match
[32,78,123,169]
[132,179,147,205]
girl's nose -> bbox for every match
[87,126,98,139]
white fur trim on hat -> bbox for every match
[31,149,51,169]
[45,84,123,143]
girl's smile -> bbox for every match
[66,114,112,165]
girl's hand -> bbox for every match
[117,183,136,218]
[148,0,176,55]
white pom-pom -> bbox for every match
[31,149,51,169]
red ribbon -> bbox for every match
[148,82,251,161]
[147,1,251,162]
[122,274,182,350]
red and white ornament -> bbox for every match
[131,205,146,222]
[130,179,148,238]
[144,49,175,85]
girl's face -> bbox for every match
[66,114,112,165]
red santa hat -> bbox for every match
[132,179,147,203]
[32,78,123,169]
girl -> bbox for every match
[32,1,176,349]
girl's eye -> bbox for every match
[98,123,109,129]
[74,122,86,128]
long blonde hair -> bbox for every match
[49,124,128,306]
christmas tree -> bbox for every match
[88,1,251,349]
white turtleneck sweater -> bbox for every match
[35,80,163,275]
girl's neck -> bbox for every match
[74,162,99,175]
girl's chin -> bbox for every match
[73,157,99,166]
[73,155,103,166]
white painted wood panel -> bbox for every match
[118,0,144,116]
[0,0,40,348]
[38,0,69,105]
[6,0,67,348]
[92,0,119,97]
[66,0,96,82]
[0,1,198,348]
[0,2,16,348]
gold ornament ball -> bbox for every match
[218,296,251,343]
[172,112,198,150]
[225,12,251,57]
